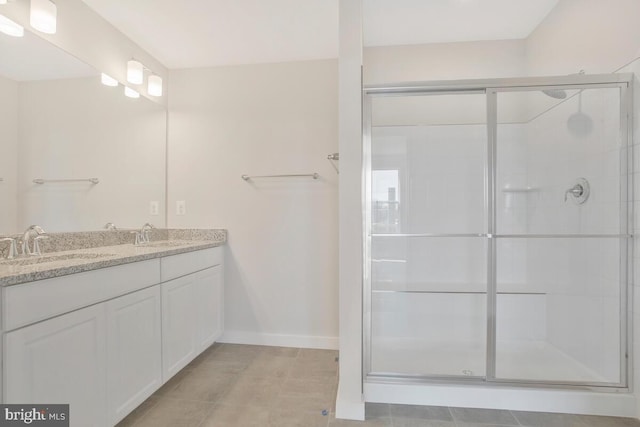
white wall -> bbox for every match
[0,75,18,236]
[525,0,640,76]
[17,77,166,232]
[167,59,339,349]
[364,39,527,85]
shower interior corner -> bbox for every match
[364,74,632,388]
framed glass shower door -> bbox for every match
[492,84,631,386]
[364,74,632,389]
[366,92,489,378]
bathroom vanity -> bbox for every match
[0,230,226,427]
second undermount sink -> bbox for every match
[0,253,114,267]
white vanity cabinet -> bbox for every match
[106,285,162,426]
[160,247,224,381]
[1,245,224,427]
[4,304,108,427]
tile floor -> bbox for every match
[117,343,640,427]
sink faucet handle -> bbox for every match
[0,237,17,260]
[130,231,143,246]
[33,235,49,256]
[32,236,45,256]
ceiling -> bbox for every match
[82,0,560,69]
[0,30,97,81]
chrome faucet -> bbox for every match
[22,225,47,256]
[0,237,17,260]
[140,223,155,243]
[132,223,155,245]
[104,222,117,230]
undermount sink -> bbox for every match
[0,253,114,267]
[139,241,191,248]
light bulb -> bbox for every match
[126,60,143,85]
[0,14,24,37]
[0,0,8,5]
[30,0,57,34]
[101,73,118,87]
[124,87,140,99]
[148,75,162,97]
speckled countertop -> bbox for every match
[0,229,227,287]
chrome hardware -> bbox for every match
[32,235,49,256]
[21,225,47,256]
[241,173,319,181]
[0,237,17,260]
[564,178,590,204]
[132,223,155,245]
[141,223,154,243]
[131,231,143,246]
[104,222,117,230]
[33,178,99,185]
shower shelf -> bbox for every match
[502,187,539,193]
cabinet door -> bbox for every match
[161,274,197,381]
[195,265,223,352]
[4,304,107,427]
[107,286,162,426]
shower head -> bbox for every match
[542,89,567,99]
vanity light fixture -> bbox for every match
[124,86,140,99]
[148,74,162,97]
[0,14,24,37]
[30,0,57,34]
[101,73,118,87]
[126,59,143,85]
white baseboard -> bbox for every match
[365,382,638,418]
[219,331,338,350]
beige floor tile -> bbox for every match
[512,410,587,427]
[260,346,300,358]
[199,404,271,427]
[194,357,251,375]
[243,353,296,378]
[165,371,238,402]
[115,396,161,427]
[269,407,331,427]
[220,375,285,407]
[152,368,192,397]
[392,420,455,427]
[299,348,339,362]
[134,397,211,427]
[289,357,338,380]
[578,415,640,427]
[280,377,337,399]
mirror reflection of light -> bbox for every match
[0,14,24,37]
[100,73,118,87]
[30,0,57,34]
[124,86,140,99]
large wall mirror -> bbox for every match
[0,29,166,235]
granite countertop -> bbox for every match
[0,229,227,287]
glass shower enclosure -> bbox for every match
[363,73,633,389]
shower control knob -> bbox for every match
[564,178,590,204]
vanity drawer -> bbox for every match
[160,247,222,282]
[2,259,161,331]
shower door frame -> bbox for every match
[363,73,634,391]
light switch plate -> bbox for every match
[149,201,159,216]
